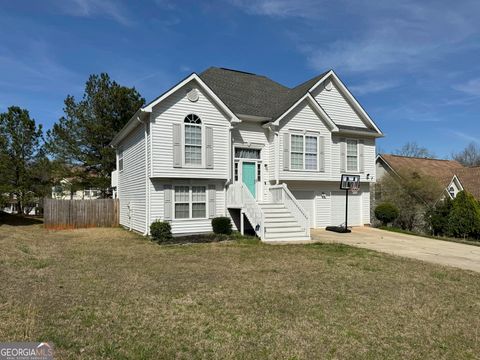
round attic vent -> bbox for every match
[324,80,333,91]
[187,88,199,102]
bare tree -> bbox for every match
[377,171,443,231]
[452,142,480,167]
[394,142,435,158]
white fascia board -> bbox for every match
[272,93,338,131]
[448,175,464,192]
[110,109,149,147]
[309,70,383,136]
[143,73,240,123]
[376,154,400,178]
[111,73,240,147]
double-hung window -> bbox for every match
[290,134,318,171]
[174,185,206,219]
[346,139,358,172]
[184,114,202,166]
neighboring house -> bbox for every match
[375,154,480,203]
[446,167,480,200]
[2,195,39,215]
[110,67,383,241]
[376,154,464,200]
[51,178,102,200]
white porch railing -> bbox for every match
[269,183,310,237]
[226,182,265,239]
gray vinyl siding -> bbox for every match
[149,179,226,235]
[150,81,230,179]
[313,81,368,129]
[118,123,146,234]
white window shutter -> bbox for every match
[208,184,216,218]
[340,138,346,173]
[359,139,365,173]
[164,184,172,220]
[173,123,182,168]
[206,126,214,169]
[283,133,290,171]
[319,136,325,172]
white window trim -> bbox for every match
[173,185,207,220]
[289,133,319,171]
[183,115,204,168]
[118,148,124,173]
[346,138,359,173]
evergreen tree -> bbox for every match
[0,106,44,213]
[448,191,480,239]
[46,73,145,192]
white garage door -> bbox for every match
[292,190,315,228]
[331,191,362,227]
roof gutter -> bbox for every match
[333,128,384,138]
[237,113,272,122]
[110,108,151,147]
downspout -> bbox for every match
[143,118,150,236]
[274,130,280,185]
[224,123,234,215]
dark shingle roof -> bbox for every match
[199,67,330,119]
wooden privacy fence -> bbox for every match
[44,198,119,229]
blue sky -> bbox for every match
[1,0,480,157]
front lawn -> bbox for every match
[0,222,479,359]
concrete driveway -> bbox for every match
[311,227,480,273]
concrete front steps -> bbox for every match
[259,203,311,241]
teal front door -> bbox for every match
[242,162,256,198]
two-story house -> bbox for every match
[110,68,383,241]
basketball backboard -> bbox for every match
[340,174,360,190]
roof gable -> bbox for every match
[273,93,338,131]
[309,71,382,134]
[454,167,480,200]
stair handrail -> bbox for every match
[227,182,265,239]
[268,184,310,237]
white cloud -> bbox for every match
[56,0,133,26]
[301,1,480,74]
[349,80,398,95]
[451,130,480,144]
[453,78,480,96]
[229,0,321,19]
[0,39,80,93]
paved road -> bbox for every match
[311,227,480,273]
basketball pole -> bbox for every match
[345,188,348,231]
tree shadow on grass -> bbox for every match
[155,232,260,245]
[0,212,43,226]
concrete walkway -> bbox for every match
[311,227,480,273]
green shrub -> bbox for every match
[375,202,399,226]
[448,191,480,239]
[425,197,452,236]
[150,220,172,243]
[211,217,232,235]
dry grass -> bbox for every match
[0,220,479,359]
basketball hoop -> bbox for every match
[338,174,361,232]
[351,182,360,195]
